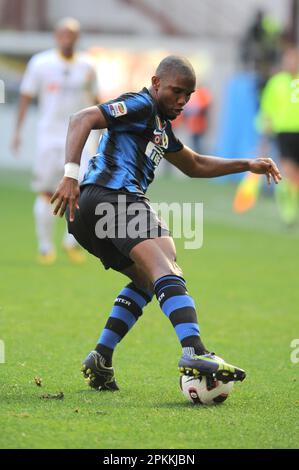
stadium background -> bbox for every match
[0,0,298,449]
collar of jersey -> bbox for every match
[143,87,168,122]
[56,49,78,63]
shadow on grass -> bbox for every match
[75,390,226,411]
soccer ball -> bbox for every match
[180,375,234,405]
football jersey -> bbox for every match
[20,49,98,144]
[260,72,299,133]
[82,88,183,194]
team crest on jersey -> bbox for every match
[145,116,169,167]
[152,115,169,148]
[153,129,169,147]
[108,101,127,118]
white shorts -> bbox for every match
[31,141,90,193]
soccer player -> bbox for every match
[234,47,299,220]
[11,17,99,264]
[260,47,299,225]
[51,56,281,391]
[182,84,212,154]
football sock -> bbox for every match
[96,282,153,366]
[233,173,261,213]
[154,275,207,355]
[33,195,55,254]
[182,346,197,357]
[275,179,299,225]
[62,230,78,249]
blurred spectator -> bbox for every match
[11,17,99,263]
[259,47,299,225]
[240,9,282,90]
[181,85,212,154]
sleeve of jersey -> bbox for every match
[165,124,184,153]
[20,56,40,97]
[98,93,152,132]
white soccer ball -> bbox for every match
[180,374,234,405]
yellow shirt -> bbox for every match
[260,71,299,133]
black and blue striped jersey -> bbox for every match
[81,87,183,194]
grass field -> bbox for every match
[0,170,298,449]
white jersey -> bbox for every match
[20,49,99,145]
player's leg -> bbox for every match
[83,198,171,386]
[62,231,86,264]
[94,263,153,366]
[32,145,58,263]
[129,237,246,383]
[130,236,207,354]
[275,134,299,226]
[275,158,299,225]
[82,264,154,391]
[68,186,154,390]
[33,191,56,264]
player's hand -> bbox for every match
[51,177,80,222]
[248,157,282,185]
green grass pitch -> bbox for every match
[0,171,298,449]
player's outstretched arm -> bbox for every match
[165,145,282,184]
[11,94,32,155]
[64,106,107,166]
[51,106,107,221]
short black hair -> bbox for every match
[155,55,195,81]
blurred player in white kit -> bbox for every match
[12,17,99,264]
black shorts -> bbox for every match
[67,184,170,272]
[276,133,299,164]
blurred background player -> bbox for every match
[233,10,285,216]
[239,8,282,91]
[259,47,299,225]
[181,83,211,154]
[11,17,99,264]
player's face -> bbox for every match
[282,48,299,75]
[55,28,79,55]
[152,73,195,120]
